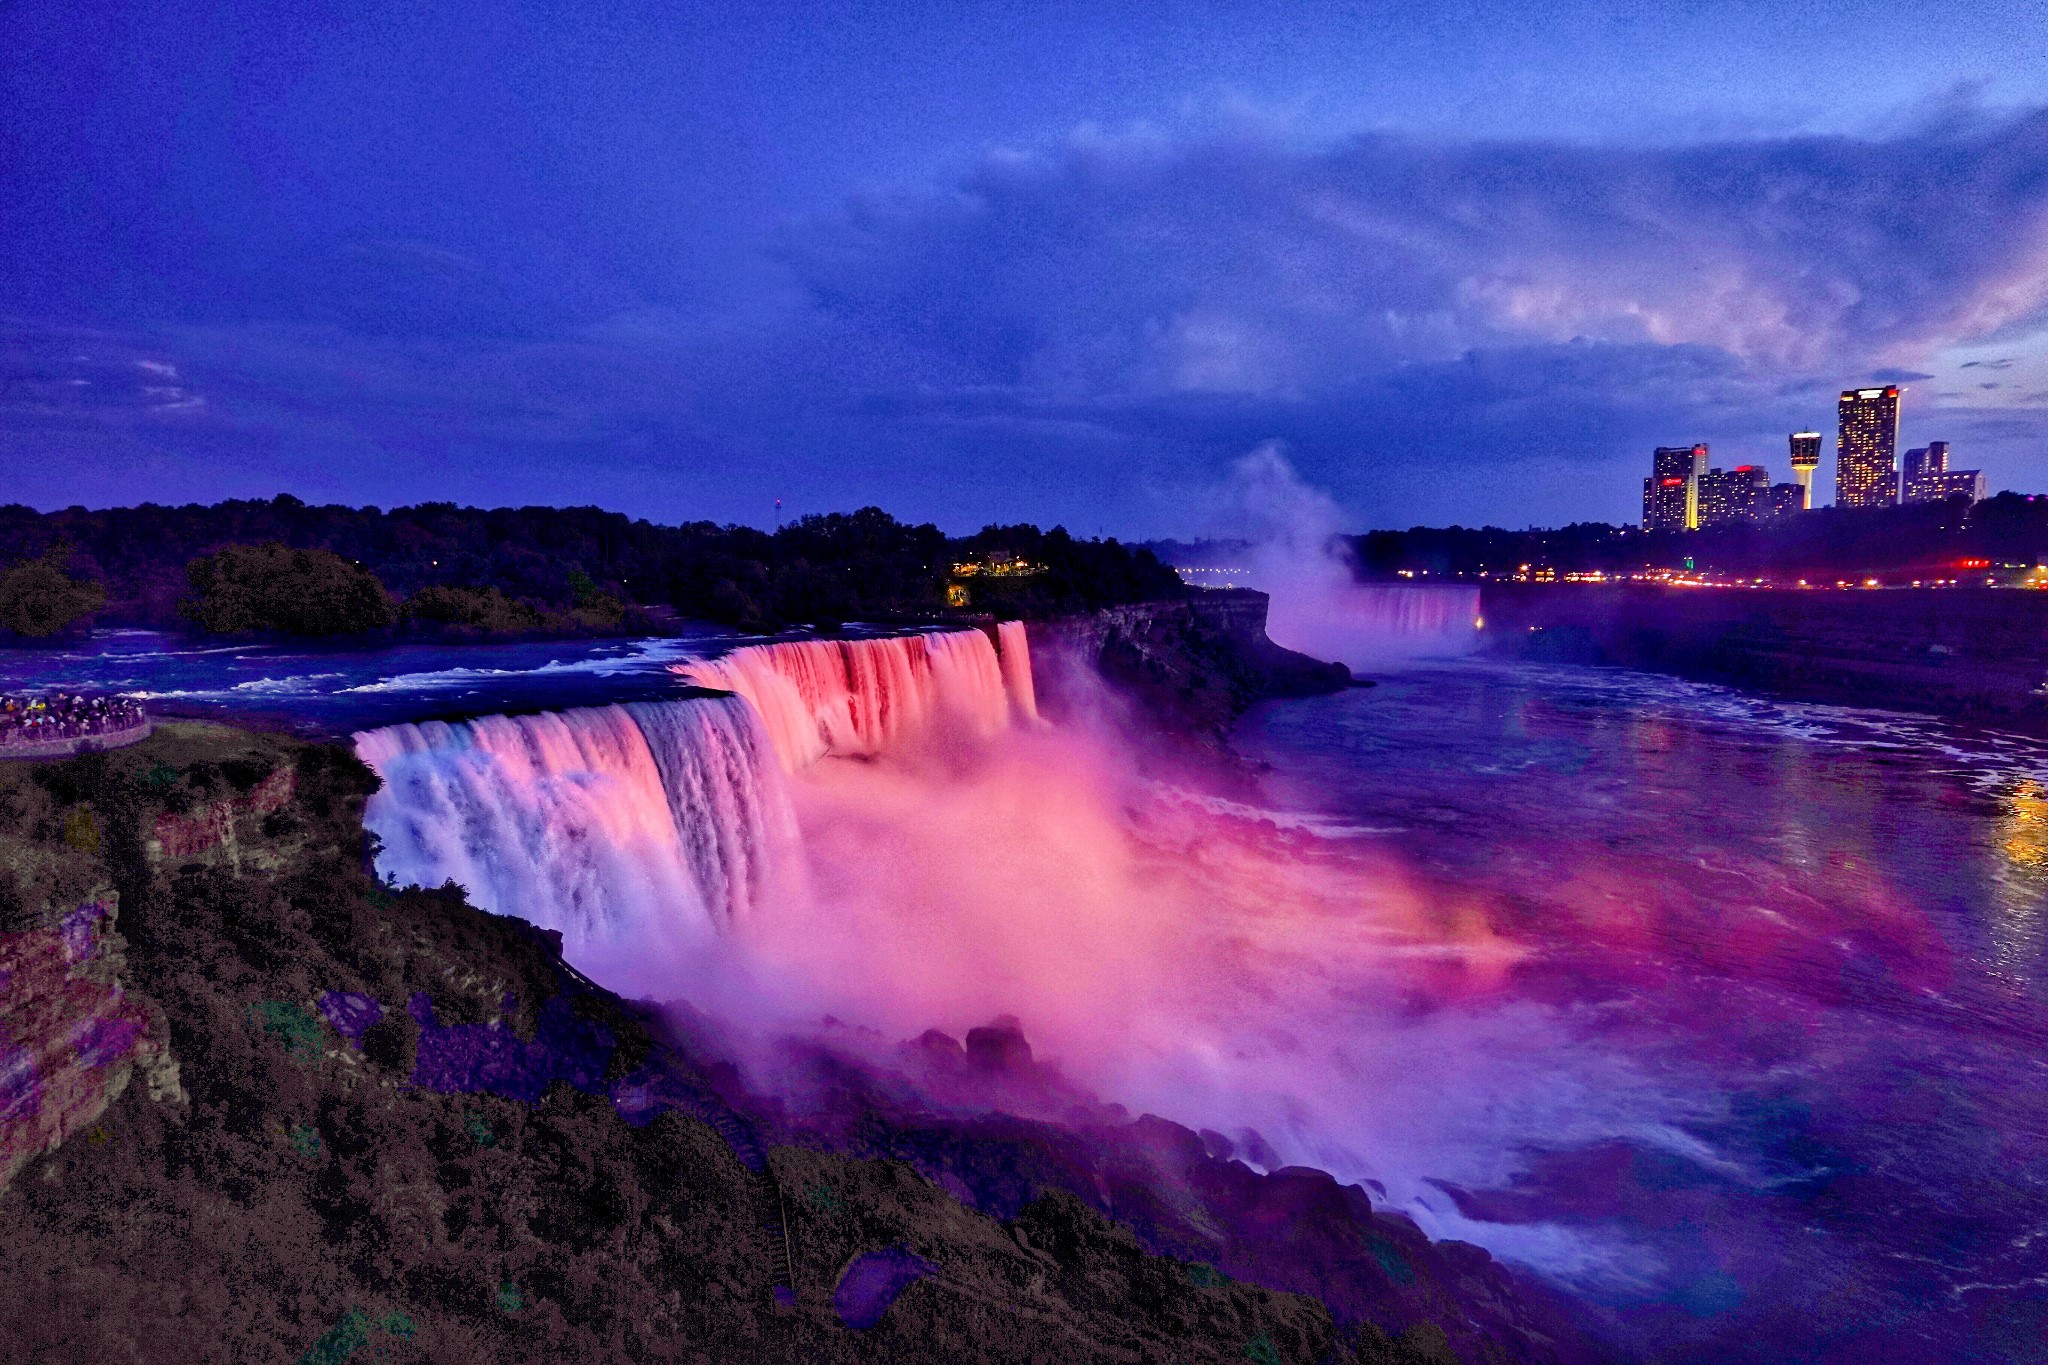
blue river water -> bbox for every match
[0,630,735,733]
[1234,664,2048,1364]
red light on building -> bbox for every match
[1661,477,1684,487]
[1956,558,1990,570]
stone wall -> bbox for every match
[1480,584,2048,726]
[0,721,153,763]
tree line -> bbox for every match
[0,496,1185,640]
[1351,493,2048,579]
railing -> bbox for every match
[0,719,152,759]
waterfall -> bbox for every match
[997,621,1039,723]
[354,696,798,984]
[674,630,1014,771]
[1265,582,1483,669]
[1350,584,1483,642]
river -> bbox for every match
[9,628,2047,1361]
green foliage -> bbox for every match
[1365,1236,1415,1285]
[250,1000,326,1059]
[399,585,543,636]
[63,806,100,853]
[1245,1332,1281,1365]
[496,1280,524,1314]
[289,1122,322,1159]
[1184,1262,1226,1288]
[183,543,396,636]
[956,523,1186,615]
[297,1309,372,1365]
[805,1184,842,1213]
[295,1307,414,1365]
[141,762,182,791]
[463,1112,498,1149]
[0,494,1183,633]
[0,545,106,637]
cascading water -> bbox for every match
[673,629,1019,771]
[997,621,1039,723]
[354,696,798,991]
[1264,582,1483,669]
[354,629,1041,979]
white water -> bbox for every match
[354,696,799,993]
[354,629,1041,978]
[997,621,1040,723]
[347,617,1662,1286]
[1265,582,1482,670]
[672,629,1017,771]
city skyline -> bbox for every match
[1638,379,1999,531]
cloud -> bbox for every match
[8,109,2048,528]
[781,112,2048,396]
[751,110,2048,522]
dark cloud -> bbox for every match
[8,112,2048,529]
[782,114,2048,392]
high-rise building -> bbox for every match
[1788,432,1821,511]
[1697,465,1771,527]
[1837,386,1901,509]
[1762,482,1805,520]
[1642,444,1707,531]
[1902,441,1944,487]
[1900,440,1985,505]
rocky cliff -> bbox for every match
[0,723,1593,1364]
[1029,588,1351,746]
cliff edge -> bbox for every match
[1029,588,1351,746]
[0,723,1594,1364]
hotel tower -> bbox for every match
[1836,386,1901,509]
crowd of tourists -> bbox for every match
[0,693,148,747]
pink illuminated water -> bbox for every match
[355,627,2048,1363]
[672,628,1017,770]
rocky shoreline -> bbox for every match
[1029,588,1352,749]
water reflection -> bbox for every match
[1236,662,2048,1364]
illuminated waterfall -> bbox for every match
[674,629,1015,771]
[1266,582,1484,668]
[997,620,1039,723]
[1352,584,1483,640]
[354,697,798,986]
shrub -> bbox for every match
[0,548,106,637]
[183,544,395,636]
[400,585,543,635]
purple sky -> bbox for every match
[5,0,2048,535]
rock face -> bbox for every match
[0,899,166,1191]
[1031,589,1351,745]
[0,722,1588,1364]
[1480,583,2048,728]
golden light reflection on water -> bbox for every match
[1991,780,2048,973]
[2002,781,2048,870]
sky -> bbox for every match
[4,0,2048,536]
